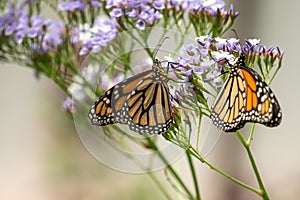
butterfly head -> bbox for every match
[235,55,246,67]
[152,58,168,80]
[229,55,246,74]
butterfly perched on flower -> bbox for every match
[210,55,282,132]
[88,52,174,134]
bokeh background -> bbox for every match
[0,0,299,199]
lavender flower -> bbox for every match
[42,22,66,52]
[0,4,28,38]
[78,18,118,55]
[106,0,164,30]
[63,98,77,113]
[58,0,87,11]
[153,0,165,9]
[90,0,102,8]
[165,0,235,17]
[178,44,201,66]
[171,35,284,90]
[0,3,67,49]
[68,64,99,102]
[135,19,146,30]
[27,16,45,38]
[201,0,226,15]
[58,0,101,12]
[110,8,123,18]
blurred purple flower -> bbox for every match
[126,8,139,18]
[178,44,201,66]
[27,15,45,38]
[58,0,86,11]
[90,0,102,8]
[105,0,164,30]
[42,22,66,52]
[63,98,77,113]
[68,64,100,102]
[104,0,236,30]
[201,0,225,15]
[78,18,118,55]
[172,35,284,89]
[0,4,29,38]
[58,0,102,11]
[153,0,165,9]
[211,51,234,62]
[70,26,80,44]
[110,8,123,17]
[105,0,123,9]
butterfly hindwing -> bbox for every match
[240,66,282,126]
[89,86,115,126]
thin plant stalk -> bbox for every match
[235,130,270,199]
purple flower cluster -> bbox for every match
[63,98,77,114]
[0,4,45,43]
[58,0,101,12]
[41,22,66,52]
[106,0,164,30]
[0,2,118,55]
[167,0,226,15]
[104,0,238,31]
[171,36,284,89]
[192,1,237,17]
[78,18,118,55]
[0,3,66,52]
[196,36,284,62]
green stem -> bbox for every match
[186,151,201,200]
[196,111,202,150]
[188,147,261,195]
[146,138,194,199]
[235,131,270,199]
[147,172,173,200]
[246,123,256,147]
[97,127,173,200]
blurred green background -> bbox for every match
[0,0,299,199]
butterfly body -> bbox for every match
[211,56,282,132]
[88,59,173,134]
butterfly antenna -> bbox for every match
[231,29,239,40]
[231,29,247,57]
[153,37,169,60]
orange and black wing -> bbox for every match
[116,73,173,134]
[210,68,246,132]
[239,66,282,127]
[211,64,282,132]
[88,70,152,126]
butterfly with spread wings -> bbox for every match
[88,58,174,134]
[210,55,282,132]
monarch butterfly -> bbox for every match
[88,57,174,134]
[210,55,282,132]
